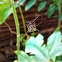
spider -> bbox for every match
[26,15,42,33]
[4,15,42,34]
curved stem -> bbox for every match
[18,2,26,34]
[4,22,16,34]
[12,1,20,51]
[58,0,61,29]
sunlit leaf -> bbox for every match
[25,0,37,11]
[35,34,44,46]
[47,29,62,62]
[25,34,49,62]
[46,4,58,18]
[15,0,26,8]
[16,51,31,62]
[38,1,46,11]
[0,1,12,25]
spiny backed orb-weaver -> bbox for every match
[26,15,42,33]
[27,21,37,33]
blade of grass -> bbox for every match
[18,0,26,34]
[12,1,20,51]
[58,0,61,29]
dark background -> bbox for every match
[0,1,62,62]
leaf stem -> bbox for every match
[12,1,20,51]
[58,0,61,29]
[18,2,26,34]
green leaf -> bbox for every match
[26,34,44,46]
[19,0,26,5]
[30,56,42,62]
[55,55,62,62]
[47,30,62,62]
[0,0,10,3]
[15,0,26,8]
[17,51,31,62]
[46,4,58,18]
[35,34,44,46]
[25,31,62,62]
[25,34,49,62]
[0,1,12,25]
[15,50,42,62]
[25,0,37,11]
[38,1,47,11]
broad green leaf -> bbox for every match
[35,34,44,46]
[15,0,26,8]
[16,51,31,62]
[46,4,58,18]
[47,30,62,61]
[0,0,10,3]
[25,34,49,62]
[55,55,62,62]
[38,1,47,11]
[25,0,37,11]
[0,1,12,25]
[15,50,42,62]
[25,30,62,62]
[26,34,44,46]
[0,1,10,10]
[30,56,42,62]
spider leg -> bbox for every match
[26,31,30,34]
[33,15,41,22]
[36,29,39,32]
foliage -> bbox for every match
[25,0,46,11]
[0,1,12,24]
[25,0,62,20]
[14,29,62,62]
[15,0,26,8]
[55,55,62,62]
[45,0,62,19]
[0,0,62,62]
[0,0,62,25]
[25,0,37,11]
[38,1,46,11]
[46,4,58,18]
[0,0,26,25]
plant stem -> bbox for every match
[18,2,26,34]
[58,0,61,29]
[12,1,20,51]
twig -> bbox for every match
[4,22,16,34]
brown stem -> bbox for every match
[4,22,16,34]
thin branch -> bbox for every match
[4,22,16,34]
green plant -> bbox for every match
[0,0,62,62]
[25,0,62,21]
[25,0,47,11]
[15,29,62,62]
[0,0,27,61]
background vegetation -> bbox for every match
[0,0,62,62]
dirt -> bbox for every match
[0,1,62,62]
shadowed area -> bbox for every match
[0,0,62,62]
